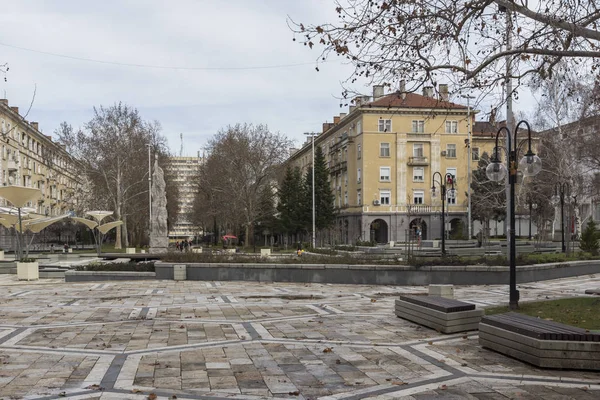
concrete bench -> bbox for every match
[395,295,483,333]
[479,313,600,370]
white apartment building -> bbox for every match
[166,155,202,240]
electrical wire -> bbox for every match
[0,41,324,71]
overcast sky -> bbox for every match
[0,1,537,156]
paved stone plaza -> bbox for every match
[0,275,599,399]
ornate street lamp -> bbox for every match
[431,172,456,256]
[486,120,542,310]
[551,182,571,253]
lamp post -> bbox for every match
[526,196,537,240]
[552,182,571,253]
[431,172,456,256]
[486,120,542,310]
[304,132,316,248]
[146,144,152,237]
[461,94,476,239]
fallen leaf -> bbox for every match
[323,347,333,353]
[148,394,158,400]
[132,389,143,393]
[428,341,433,345]
[58,392,66,397]
[392,381,407,385]
[85,384,103,390]
[336,359,341,364]
[289,391,300,396]
[439,384,448,390]
[370,299,377,303]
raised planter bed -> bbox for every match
[479,313,600,370]
[395,295,483,333]
[64,270,156,282]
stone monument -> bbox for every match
[149,159,169,253]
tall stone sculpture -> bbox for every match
[149,159,169,253]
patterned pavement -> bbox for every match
[0,274,598,399]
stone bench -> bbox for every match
[479,312,600,370]
[395,295,483,333]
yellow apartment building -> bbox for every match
[0,99,80,216]
[288,85,502,244]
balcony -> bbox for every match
[7,160,17,171]
[407,156,429,166]
[330,160,348,175]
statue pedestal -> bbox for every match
[149,247,168,254]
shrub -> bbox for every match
[580,220,600,255]
[75,261,155,272]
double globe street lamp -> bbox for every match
[431,172,456,256]
[486,120,542,310]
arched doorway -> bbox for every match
[409,218,427,240]
[449,218,465,239]
[370,219,388,243]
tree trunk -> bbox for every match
[123,215,129,247]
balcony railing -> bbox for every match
[407,156,429,166]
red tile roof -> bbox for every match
[366,92,468,109]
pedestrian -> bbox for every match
[63,243,68,253]
[50,244,54,254]
[175,241,180,251]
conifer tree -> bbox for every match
[304,146,336,234]
[580,219,599,255]
[277,166,307,236]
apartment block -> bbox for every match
[166,155,202,240]
[0,99,80,215]
[288,84,502,243]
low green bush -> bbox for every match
[75,261,155,272]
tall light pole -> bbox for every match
[431,172,456,256]
[552,182,571,253]
[461,94,476,239]
[304,132,316,248]
[146,144,152,236]
[486,120,542,309]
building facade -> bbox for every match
[166,155,202,240]
[0,99,80,215]
[288,85,503,244]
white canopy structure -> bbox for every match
[0,186,43,260]
[71,211,123,254]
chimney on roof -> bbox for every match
[339,112,347,119]
[373,85,385,100]
[423,86,434,98]
[349,105,356,113]
[399,80,406,99]
[10,106,19,115]
[0,99,7,106]
[439,84,449,101]
[333,116,341,124]
[30,122,39,131]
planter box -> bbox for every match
[17,262,39,281]
[126,248,136,254]
[0,250,4,260]
[192,248,203,254]
[429,284,454,299]
[261,248,271,257]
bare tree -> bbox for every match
[193,124,291,245]
[55,104,173,248]
[292,0,600,112]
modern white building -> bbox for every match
[165,155,202,240]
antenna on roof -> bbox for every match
[179,133,183,157]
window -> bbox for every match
[357,144,362,159]
[344,191,348,206]
[344,172,348,186]
[413,167,424,182]
[380,190,391,205]
[446,168,457,205]
[378,119,392,132]
[412,120,424,133]
[357,120,362,133]
[357,168,361,183]
[413,143,424,157]
[357,190,362,205]
[445,120,458,134]
[413,190,424,204]
[472,147,480,160]
[380,142,390,157]
[446,144,456,158]
[380,167,391,181]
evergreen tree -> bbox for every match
[580,220,599,255]
[304,146,336,232]
[277,167,307,236]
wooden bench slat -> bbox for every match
[399,295,475,313]
[481,313,600,341]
